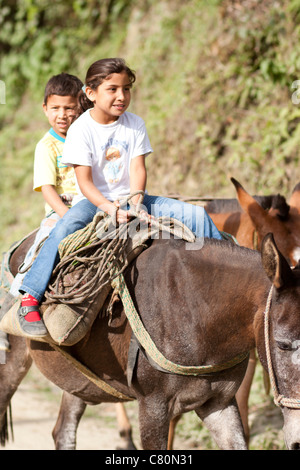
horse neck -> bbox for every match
[194,242,271,356]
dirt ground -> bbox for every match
[1,363,198,451]
[1,364,141,451]
[1,363,285,451]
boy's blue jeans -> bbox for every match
[9,212,60,298]
[20,195,222,302]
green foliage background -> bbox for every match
[0,0,296,449]
[1,0,300,250]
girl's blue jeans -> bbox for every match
[20,195,222,302]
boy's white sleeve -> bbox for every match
[33,141,56,191]
[61,124,92,167]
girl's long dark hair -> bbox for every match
[79,58,136,112]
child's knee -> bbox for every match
[49,217,74,241]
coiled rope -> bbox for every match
[44,191,195,305]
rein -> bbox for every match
[264,285,300,409]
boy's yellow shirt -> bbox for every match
[33,128,77,215]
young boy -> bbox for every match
[0,73,83,348]
[33,72,83,220]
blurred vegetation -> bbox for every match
[1,0,300,250]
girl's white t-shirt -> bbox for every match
[61,109,153,205]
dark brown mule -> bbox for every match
[205,179,300,443]
[3,234,300,449]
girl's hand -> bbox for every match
[109,200,154,225]
[112,200,131,224]
[138,209,153,224]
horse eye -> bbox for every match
[276,340,293,351]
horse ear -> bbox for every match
[289,183,300,213]
[231,178,267,227]
[261,233,293,289]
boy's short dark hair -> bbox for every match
[44,73,83,105]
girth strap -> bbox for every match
[50,342,134,401]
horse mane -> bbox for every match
[152,236,257,264]
[270,194,290,220]
[205,196,275,213]
[202,237,260,264]
[206,194,290,220]
[204,237,252,251]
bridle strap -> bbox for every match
[264,285,300,409]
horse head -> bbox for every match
[231,178,300,266]
[260,233,300,450]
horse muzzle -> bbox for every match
[283,409,300,450]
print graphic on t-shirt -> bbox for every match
[55,154,76,193]
[56,154,68,169]
[103,147,124,184]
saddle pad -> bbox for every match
[43,216,151,346]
